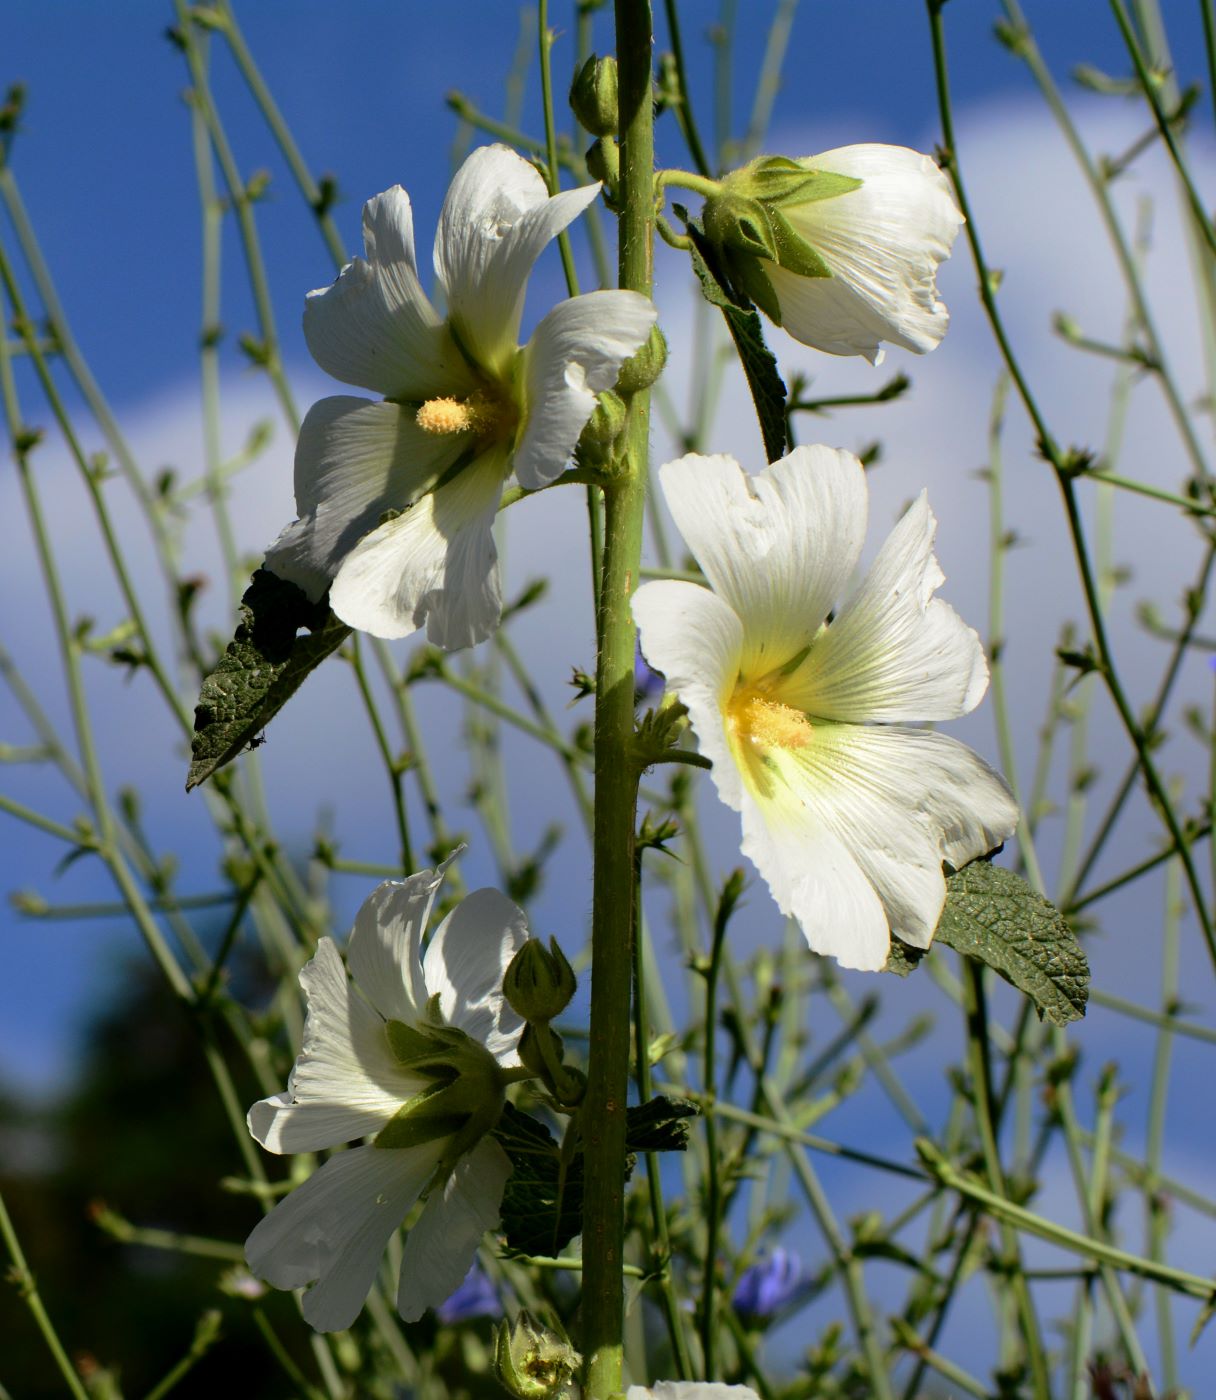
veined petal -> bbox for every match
[248,938,406,1154]
[513,290,657,490]
[396,1137,512,1322]
[768,144,963,361]
[778,724,1018,956]
[265,397,468,602]
[347,864,452,1026]
[739,785,892,972]
[632,579,743,808]
[658,448,867,676]
[424,889,528,1066]
[329,449,507,648]
[784,492,989,721]
[627,1381,763,1398]
[304,186,475,401]
[245,1143,441,1333]
[434,145,601,377]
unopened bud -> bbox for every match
[504,937,577,1022]
[585,136,619,191]
[569,54,618,137]
[578,390,627,456]
[615,325,667,396]
[494,1310,581,1398]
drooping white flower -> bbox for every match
[626,1384,761,1400]
[244,859,529,1331]
[632,446,1018,972]
[703,144,963,364]
[266,144,657,648]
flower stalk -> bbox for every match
[581,2,655,1394]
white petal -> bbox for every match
[245,1142,441,1332]
[658,447,868,676]
[632,579,744,809]
[768,144,963,361]
[738,784,892,972]
[265,397,468,601]
[329,450,506,647]
[248,938,406,1154]
[304,186,475,400]
[396,1138,511,1322]
[513,290,657,490]
[785,492,989,722]
[772,724,1018,958]
[346,866,450,1025]
[424,889,528,1065]
[434,145,601,377]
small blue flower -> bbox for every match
[435,1261,500,1325]
[732,1247,806,1324]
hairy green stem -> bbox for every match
[581,5,654,1393]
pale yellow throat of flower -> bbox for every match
[726,686,814,796]
[415,390,516,442]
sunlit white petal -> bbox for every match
[424,889,528,1066]
[626,1383,762,1399]
[265,397,467,601]
[783,492,989,722]
[304,186,474,400]
[346,864,451,1025]
[247,938,406,1154]
[766,144,963,362]
[513,290,658,490]
[396,1138,512,1322]
[246,1143,442,1332]
[658,448,867,674]
[329,449,506,646]
[435,145,601,377]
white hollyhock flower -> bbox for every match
[705,145,963,364]
[244,859,529,1331]
[266,144,657,648]
[626,1385,761,1399]
[632,447,1018,973]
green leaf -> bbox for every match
[935,862,1089,1025]
[883,935,928,978]
[625,1095,699,1153]
[186,570,351,791]
[493,1102,586,1259]
[683,219,788,464]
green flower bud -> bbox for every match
[505,936,577,1021]
[569,54,618,138]
[584,135,619,191]
[578,389,628,453]
[494,1310,582,1398]
[614,325,667,396]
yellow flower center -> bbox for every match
[728,690,813,752]
[415,390,514,440]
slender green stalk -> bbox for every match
[661,0,714,176]
[349,636,413,873]
[0,1189,90,1400]
[699,881,733,1378]
[961,963,1051,1397]
[581,6,655,1392]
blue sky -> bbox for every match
[4,2,1216,1381]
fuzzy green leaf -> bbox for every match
[625,1095,699,1153]
[187,570,351,791]
[684,219,788,464]
[883,935,928,978]
[493,1103,586,1259]
[935,862,1089,1025]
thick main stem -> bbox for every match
[582,3,654,1395]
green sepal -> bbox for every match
[375,1107,471,1151]
[186,570,351,791]
[723,245,784,324]
[768,208,834,279]
[702,190,779,261]
[748,158,863,209]
[384,1019,462,1079]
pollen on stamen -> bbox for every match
[416,396,475,435]
[731,693,813,751]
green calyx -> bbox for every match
[701,156,865,310]
[569,54,618,138]
[493,1310,582,1398]
[374,1011,508,1157]
[504,937,578,1022]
